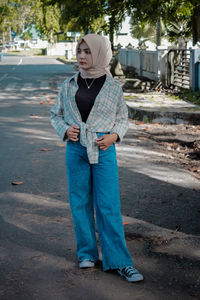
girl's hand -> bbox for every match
[95,133,118,151]
[66,124,80,141]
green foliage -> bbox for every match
[178,89,200,106]
[0,1,36,43]
[127,0,200,45]
[166,20,192,43]
[130,19,161,44]
[48,0,200,46]
[48,0,105,34]
[47,0,126,48]
[1,0,200,46]
[35,2,61,41]
[20,29,33,41]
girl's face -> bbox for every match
[77,41,93,70]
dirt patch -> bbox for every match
[129,121,200,180]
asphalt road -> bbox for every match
[0,54,74,196]
[0,55,200,300]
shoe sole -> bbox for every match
[118,270,144,282]
[79,261,95,268]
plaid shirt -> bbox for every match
[50,72,128,164]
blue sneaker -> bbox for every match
[118,266,143,282]
[79,259,95,269]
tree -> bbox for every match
[130,19,163,45]
[126,0,200,46]
[105,0,126,50]
[47,0,106,34]
[35,1,61,42]
[0,1,37,44]
[0,1,16,44]
[191,0,200,45]
[0,1,62,43]
[45,0,127,49]
[166,20,192,46]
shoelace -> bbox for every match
[121,266,138,276]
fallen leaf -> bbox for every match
[30,115,39,119]
[136,122,144,125]
[46,97,52,102]
[153,123,160,126]
[40,148,52,151]
[56,143,65,147]
[49,101,55,105]
[172,142,178,149]
[137,137,148,140]
[123,222,131,225]
[40,101,46,105]
[153,279,158,283]
[11,181,24,185]
[18,119,25,122]
[143,127,149,131]
[28,131,35,134]
[56,280,63,283]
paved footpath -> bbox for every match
[0,56,200,299]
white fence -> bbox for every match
[46,42,76,59]
[118,48,200,90]
[118,49,166,81]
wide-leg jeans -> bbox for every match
[66,136,133,271]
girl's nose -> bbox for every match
[79,50,85,58]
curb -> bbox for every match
[127,105,200,125]
[56,57,77,65]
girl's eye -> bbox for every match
[85,49,91,55]
[77,48,91,55]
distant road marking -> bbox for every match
[18,58,23,65]
[0,74,8,81]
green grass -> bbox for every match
[168,89,200,106]
[7,49,44,56]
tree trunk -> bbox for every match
[192,5,200,46]
[109,13,115,51]
[9,26,12,42]
[22,20,25,33]
[84,16,90,35]
[50,28,53,43]
[2,32,5,45]
[84,28,90,35]
[156,17,161,47]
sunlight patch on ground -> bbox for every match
[116,144,200,189]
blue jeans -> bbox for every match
[66,134,133,271]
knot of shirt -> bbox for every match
[79,122,99,164]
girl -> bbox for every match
[50,34,143,282]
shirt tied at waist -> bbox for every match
[79,122,99,164]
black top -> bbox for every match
[75,73,106,123]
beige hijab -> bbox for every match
[76,33,112,79]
